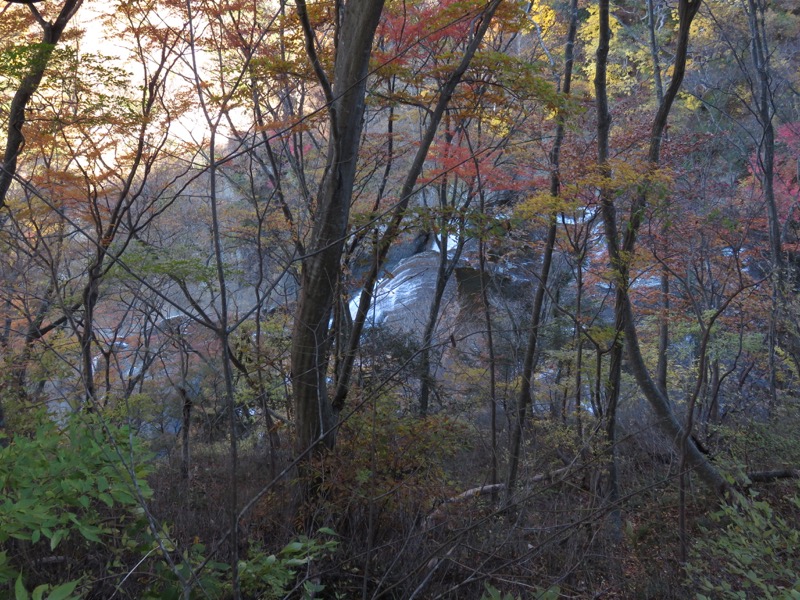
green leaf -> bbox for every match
[47,580,79,600]
[78,525,103,544]
[31,584,48,600]
[282,542,303,554]
[538,586,560,600]
[110,489,134,505]
[303,579,325,595]
[50,529,66,551]
[15,573,30,600]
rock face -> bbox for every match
[351,250,456,333]
[352,232,537,338]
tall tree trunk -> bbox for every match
[744,0,782,409]
[647,0,672,397]
[478,192,499,490]
[598,0,729,495]
[574,258,585,442]
[504,0,578,501]
[594,0,623,545]
[745,0,783,283]
[291,0,386,454]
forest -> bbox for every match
[1,0,799,597]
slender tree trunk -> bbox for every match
[478,204,499,490]
[746,0,783,283]
[657,275,670,395]
[647,0,672,397]
[707,358,721,426]
[0,393,5,448]
[744,0,783,410]
[647,0,665,103]
[504,0,579,504]
[417,224,451,416]
[504,217,557,503]
[180,385,193,482]
[418,175,467,416]
[574,254,585,443]
[184,3,251,593]
[593,0,624,546]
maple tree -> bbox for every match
[0,0,85,441]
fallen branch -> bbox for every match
[424,465,573,530]
[747,468,800,483]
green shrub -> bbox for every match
[481,582,560,600]
[0,415,153,598]
[686,487,800,599]
[140,533,338,600]
[239,531,338,599]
